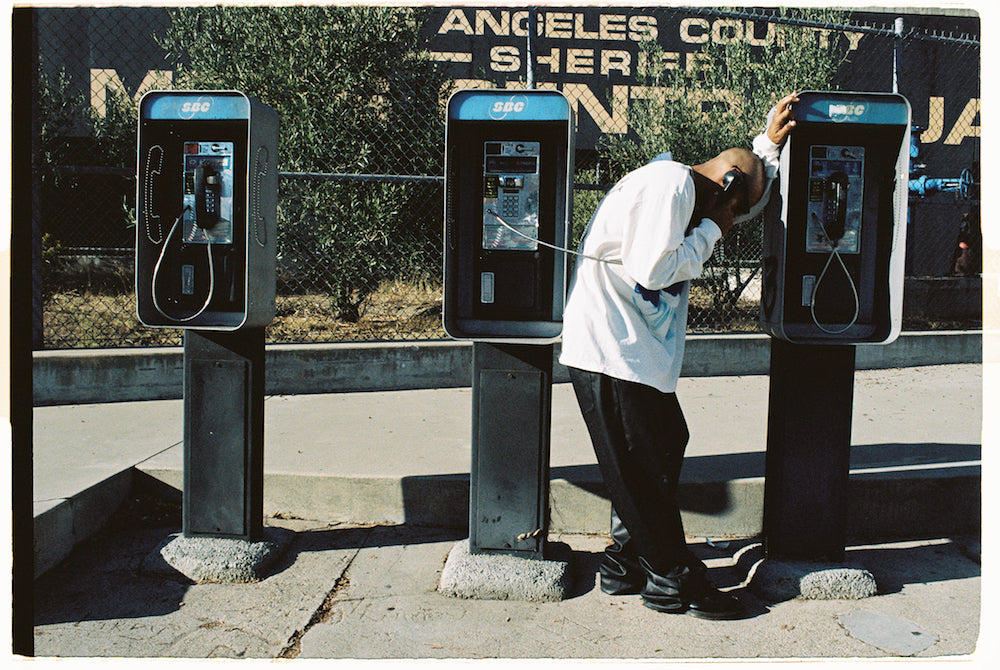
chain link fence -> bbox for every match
[31,5,980,349]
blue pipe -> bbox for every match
[908,171,973,197]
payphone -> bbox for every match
[760,92,911,563]
[443,90,574,342]
[760,91,910,344]
[442,90,573,560]
[136,90,278,331]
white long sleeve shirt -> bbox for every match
[559,133,781,393]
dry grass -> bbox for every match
[43,280,445,349]
[270,280,444,342]
[41,281,975,349]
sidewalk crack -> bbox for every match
[276,539,365,659]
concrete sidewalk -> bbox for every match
[31,363,984,659]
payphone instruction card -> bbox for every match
[482,140,540,251]
[183,140,235,244]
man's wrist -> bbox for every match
[699,217,726,238]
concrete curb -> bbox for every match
[33,331,982,406]
[35,444,980,581]
[136,462,980,541]
[33,469,135,578]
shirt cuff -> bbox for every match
[697,218,724,241]
[753,131,782,179]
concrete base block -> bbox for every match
[438,539,571,602]
[142,526,296,583]
[752,560,878,602]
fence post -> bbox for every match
[30,8,42,349]
[893,17,904,94]
[526,7,537,88]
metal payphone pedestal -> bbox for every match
[470,343,551,559]
[439,343,571,601]
[754,339,877,600]
[143,329,292,583]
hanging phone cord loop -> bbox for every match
[486,208,623,266]
[151,206,216,323]
[809,213,860,335]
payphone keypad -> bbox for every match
[482,141,541,251]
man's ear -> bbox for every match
[733,178,773,225]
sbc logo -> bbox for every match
[490,97,527,119]
[180,98,212,118]
[828,103,867,121]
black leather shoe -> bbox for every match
[639,559,747,620]
[680,577,746,620]
[599,510,644,595]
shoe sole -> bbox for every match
[684,607,748,621]
[641,599,747,620]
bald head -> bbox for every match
[699,147,767,214]
[692,147,766,218]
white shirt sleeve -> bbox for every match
[619,166,722,290]
[738,104,785,223]
[753,126,782,178]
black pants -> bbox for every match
[568,366,696,575]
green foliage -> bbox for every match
[159,5,453,320]
[38,69,138,255]
[600,8,853,328]
[603,8,852,175]
[39,68,137,168]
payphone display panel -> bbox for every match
[805,144,864,255]
[482,141,541,252]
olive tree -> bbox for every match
[159,5,453,321]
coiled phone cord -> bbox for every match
[485,208,622,266]
[809,213,860,335]
[151,206,216,323]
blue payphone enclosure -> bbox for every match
[136,90,278,331]
[761,91,910,345]
[444,90,575,342]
